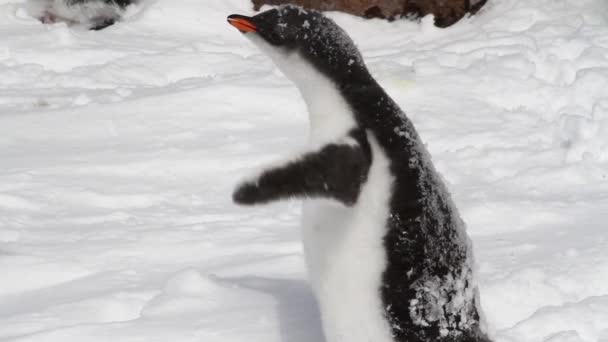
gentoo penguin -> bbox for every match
[27,0,135,30]
[228,6,492,342]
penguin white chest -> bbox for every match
[253,36,397,341]
[301,135,395,342]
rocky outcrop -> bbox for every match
[251,0,487,27]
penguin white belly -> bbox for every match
[301,135,395,342]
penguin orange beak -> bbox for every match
[227,14,257,33]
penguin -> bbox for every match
[227,6,492,342]
[27,0,135,30]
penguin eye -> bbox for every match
[267,30,284,45]
[262,24,296,47]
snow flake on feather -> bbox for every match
[393,126,411,139]
[408,267,477,337]
[278,5,308,16]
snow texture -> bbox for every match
[1,0,608,342]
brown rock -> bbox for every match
[251,0,487,27]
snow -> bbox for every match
[0,0,607,341]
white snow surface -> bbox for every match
[1,0,608,341]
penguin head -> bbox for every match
[227,6,368,86]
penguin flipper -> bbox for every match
[233,141,370,206]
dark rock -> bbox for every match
[251,0,487,27]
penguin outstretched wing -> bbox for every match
[233,134,371,206]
